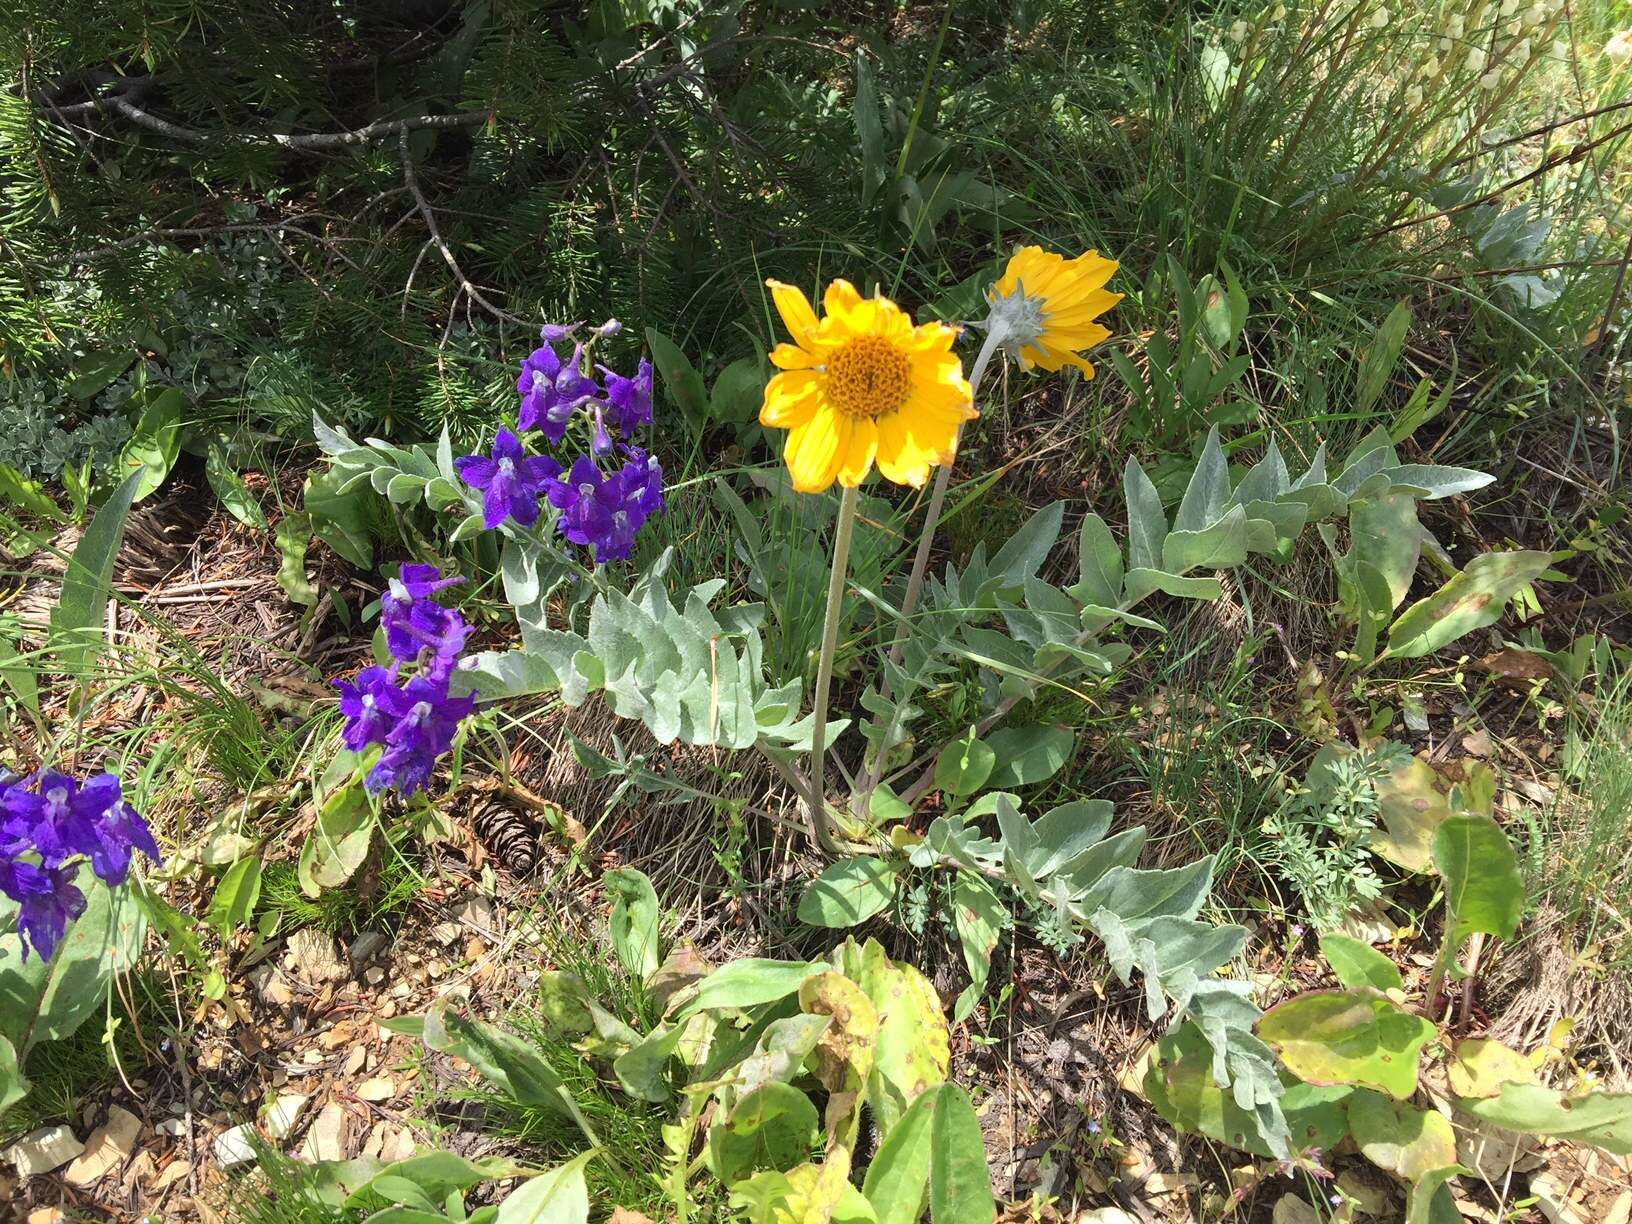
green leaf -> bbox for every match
[1348,491,1421,613]
[304,467,377,568]
[1384,551,1553,659]
[798,858,899,928]
[926,1084,997,1224]
[612,1021,686,1102]
[834,940,950,1138]
[861,1079,934,1224]
[982,725,1073,788]
[1122,567,1223,604]
[1458,1083,1632,1154]
[275,512,319,607]
[345,1153,530,1209]
[708,1081,819,1183]
[1356,301,1412,414]
[645,329,710,434]
[948,874,1004,1023]
[934,729,995,797]
[854,51,887,207]
[1319,935,1404,993]
[421,1005,593,1142]
[493,1152,593,1224]
[117,386,185,502]
[1174,428,1230,533]
[0,1033,26,1114]
[711,355,768,425]
[1123,457,1168,571]
[0,462,65,521]
[65,347,138,401]
[605,867,661,981]
[1348,1090,1459,1181]
[1068,512,1123,606]
[1432,814,1522,946]
[1028,799,1115,882]
[0,633,40,717]
[0,869,146,1055]
[1255,989,1435,1098]
[297,770,375,896]
[47,471,142,671]
[205,443,268,530]
[681,959,824,1017]
[207,856,262,938]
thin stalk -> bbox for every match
[808,486,861,856]
[884,326,1004,681]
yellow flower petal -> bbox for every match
[761,370,822,428]
[836,417,878,488]
[785,407,851,493]
[767,279,820,347]
[824,279,862,318]
[769,342,820,370]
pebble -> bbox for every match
[299,1103,348,1163]
[4,1126,85,1177]
[64,1106,141,1187]
[157,1119,187,1138]
[365,966,386,985]
[213,1125,257,1170]
[348,931,390,965]
[151,1159,191,1191]
[263,1093,309,1141]
[355,1078,394,1103]
[284,928,348,986]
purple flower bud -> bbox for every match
[517,343,600,444]
[540,322,581,343]
[600,357,654,436]
[593,318,623,338]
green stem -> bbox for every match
[808,486,861,856]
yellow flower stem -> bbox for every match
[809,484,861,856]
[884,325,1004,684]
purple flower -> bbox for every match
[600,357,654,435]
[367,678,476,796]
[381,564,468,669]
[0,858,86,962]
[544,450,666,566]
[517,343,600,444]
[456,427,562,530]
[335,665,402,751]
[540,322,581,343]
[592,318,622,339]
[73,774,160,886]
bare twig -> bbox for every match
[398,129,526,330]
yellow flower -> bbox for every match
[759,279,975,493]
[988,246,1122,376]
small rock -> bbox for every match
[250,964,296,1007]
[456,894,496,929]
[26,1208,64,1224]
[5,1126,85,1176]
[348,931,389,966]
[157,1119,187,1138]
[1461,728,1493,757]
[1603,1192,1632,1224]
[343,1045,367,1077]
[151,1159,192,1191]
[1144,1172,1198,1195]
[299,1103,348,1163]
[263,1093,309,1141]
[355,1078,394,1103]
[382,1124,416,1162]
[284,928,348,986]
[302,1049,325,1066]
[431,922,461,946]
[64,1105,141,1186]
[1531,1174,1585,1224]
[362,1122,388,1159]
[365,966,386,986]
[214,1125,258,1170]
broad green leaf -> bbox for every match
[345,1153,530,1209]
[1348,1090,1459,1181]
[861,1078,934,1224]
[1348,491,1421,613]
[798,858,899,928]
[948,874,1004,1023]
[982,725,1073,787]
[1458,1083,1632,1154]
[206,443,268,529]
[65,347,137,400]
[493,1152,593,1224]
[1369,755,1454,873]
[934,729,995,797]
[708,1081,819,1183]
[711,355,768,425]
[1174,428,1230,533]
[1384,551,1553,659]
[303,467,377,568]
[1255,990,1435,1098]
[207,855,262,938]
[1123,457,1167,571]
[681,958,824,1017]
[0,633,39,717]
[1146,1022,1348,1157]
[611,1021,686,1102]
[1432,814,1522,945]
[1446,1037,1534,1099]
[1028,799,1115,880]
[0,869,146,1054]
[605,867,661,980]
[1068,512,1123,606]
[833,940,950,1137]
[117,386,185,501]
[1356,301,1412,414]
[732,1156,878,1224]
[421,1005,593,1141]
[1319,934,1404,993]
[48,471,141,671]
[1122,568,1223,604]
[0,1034,25,1114]
[275,512,319,607]
[645,329,710,433]
[1162,506,1248,573]
[297,770,374,896]
[1379,464,1494,500]
[926,1084,997,1224]
[986,502,1064,595]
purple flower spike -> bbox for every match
[0,858,86,962]
[517,343,600,444]
[367,677,477,796]
[600,357,654,435]
[336,665,402,751]
[456,427,563,530]
[542,449,665,566]
[381,564,467,667]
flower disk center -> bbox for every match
[826,335,911,418]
